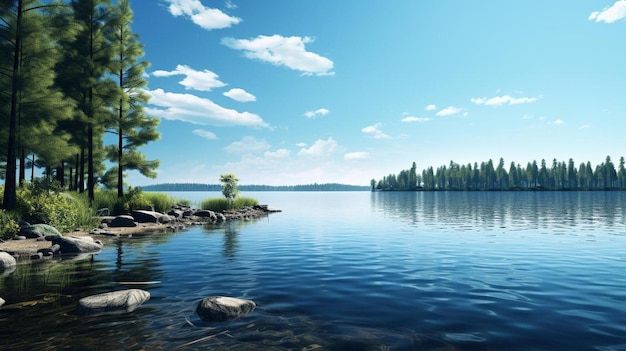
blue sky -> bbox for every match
[125,0,626,186]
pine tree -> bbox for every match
[104,0,159,197]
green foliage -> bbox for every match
[220,173,239,200]
[0,210,20,240]
[201,197,259,212]
[143,192,177,213]
[16,180,79,233]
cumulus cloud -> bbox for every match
[298,137,337,157]
[425,104,437,111]
[401,116,432,123]
[304,108,330,118]
[552,119,565,126]
[223,88,256,102]
[152,65,226,92]
[471,95,540,107]
[164,0,241,30]
[192,129,217,139]
[221,35,334,76]
[145,89,269,128]
[436,106,462,117]
[224,136,270,154]
[264,149,291,159]
[361,123,391,139]
[344,152,370,160]
[589,1,626,23]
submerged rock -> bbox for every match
[196,296,256,322]
[50,236,103,254]
[78,289,150,316]
[0,252,17,270]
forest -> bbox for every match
[141,183,370,192]
[1,0,159,210]
[372,156,626,191]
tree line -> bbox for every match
[371,156,626,191]
[141,183,371,192]
[1,0,159,210]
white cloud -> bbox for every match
[589,1,626,23]
[552,119,565,126]
[145,89,269,128]
[401,116,432,123]
[164,0,241,30]
[304,108,330,118]
[224,136,270,154]
[471,95,539,107]
[221,35,334,76]
[264,149,290,159]
[436,106,462,116]
[295,142,307,148]
[223,88,256,102]
[425,104,437,111]
[344,152,370,160]
[152,65,226,92]
[361,123,391,139]
[298,137,338,157]
[192,129,217,139]
[579,124,591,129]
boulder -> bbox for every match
[168,209,184,218]
[78,289,150,316]
[50,236,103,254]
[0,252,17,270]
[108,215,137,228]
[196,296,256,322]
[194,210,217,221]
[20,224,61,239]
[131,210,161,223]
[158,215,174,224]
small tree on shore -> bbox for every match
[219,173,239,206]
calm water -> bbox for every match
[1,191,626,351]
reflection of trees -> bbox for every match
[370,191,626,231]
[204,218,263,258]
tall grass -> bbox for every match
[200,197,259,212]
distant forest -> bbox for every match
[372,156,626,191]
[140,183,370,192]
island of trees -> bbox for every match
[372,156,626,191]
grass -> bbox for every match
[200,197,259,212]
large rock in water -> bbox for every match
[196,296,256,322]
[20,224,61,238]
[78,289,150,316]
[0,252,17,270]
[50,236,103,254]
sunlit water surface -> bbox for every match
[1,191,626,351]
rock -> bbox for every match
[216,213,226,222]
[20,224,61,239]
[131,210,161,223]
[158,215,174,224]
[194,210,217,220]
[168,209,184,218]
[78,289,150,316]
[50,236,103,254]
[196,296,256,322]
[0,252,17,270]
[0,297,5,308]
[30,252,43,260]
[108,215,137,228]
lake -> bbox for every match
[1,191,626,350]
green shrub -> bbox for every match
[16,182,79,233]
[201,196,258,212]
[93,188,152,215]
[0,210,20,240]
[143,192,178,213]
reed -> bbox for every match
[200,196,259,212]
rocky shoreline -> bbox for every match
[0,204,281,258]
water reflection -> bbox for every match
[371,191,626,233]
[203,217,265,258]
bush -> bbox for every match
[0,210,20,240]
[16,181,79,233]
[143,192,178,213]
[201,196,258,212]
